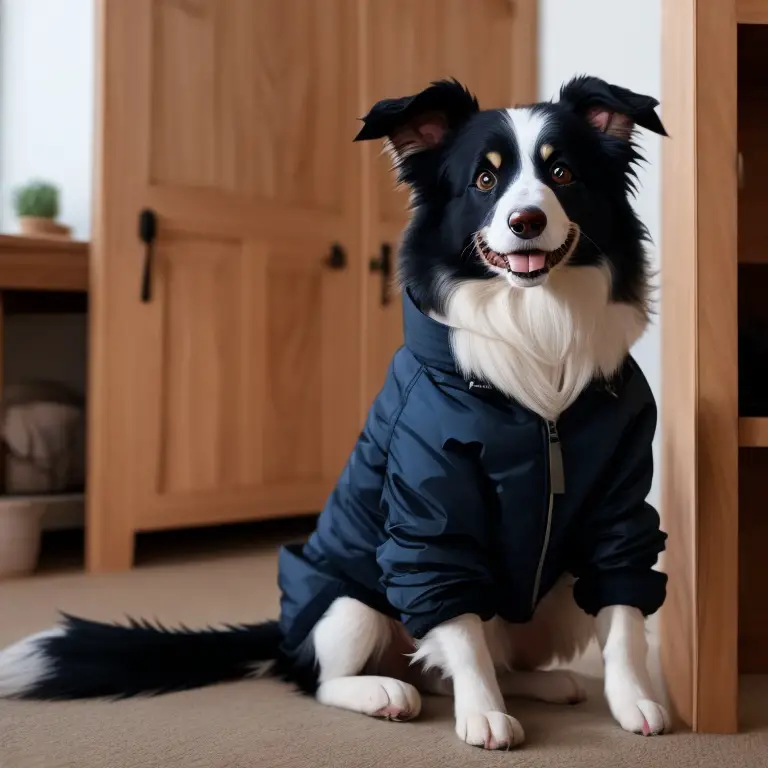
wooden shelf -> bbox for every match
[0,234,88,292]
[739,417,768,446]
[739,0,768,24]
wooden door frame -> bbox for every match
[88,0,147,571]
[660,0,739,733]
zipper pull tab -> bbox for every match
[547,421,565,494]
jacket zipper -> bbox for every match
[531,420,565,610]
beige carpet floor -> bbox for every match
[1,523,767,768]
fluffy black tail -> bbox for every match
[0,614,286,700]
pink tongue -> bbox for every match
[507,253,547,273]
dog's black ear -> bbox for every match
[354,79,479,158]
[559,75,667,140]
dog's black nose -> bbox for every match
[508,208,547,239]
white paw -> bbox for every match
[316,676,421,721]
[525,670,587,705]
[598,606,670,736]
[455,711,525,750]
[609,696,670,736]
[604,669,670,735]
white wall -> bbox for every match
[0,0,95,239]
[0,0,92,400]
[539,0,663,510]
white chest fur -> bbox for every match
[438,265,648,422]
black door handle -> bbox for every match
[325,243,346,269]
[369,243,392,306]
[138,208,157,302]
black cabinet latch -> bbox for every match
[138,208,157,302]
[325,243,346,269]
[369,243,392,306]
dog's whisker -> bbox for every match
[459,231,484,264]
[459,242,475,264]
[573,226,605,258]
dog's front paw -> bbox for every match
[455,710,525,750]
[316,676,422,721]
[610,696,670,736]
[604,671,670,735]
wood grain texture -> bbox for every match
[156,233,247,494]
[660,0,697,731]
[0,235,88,291]
[737,0,768,23]
[660,0,739,734]
[695,0,739,734]
[151,0,346,212]
[90,0,363,569]
[88,0,145,572]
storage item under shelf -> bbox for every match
[0,493,84,577]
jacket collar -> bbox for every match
[402,290,458,372]
[401,288,633,399]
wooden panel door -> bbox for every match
[359,0,538,407]
[90,0,362,570]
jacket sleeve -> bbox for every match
[376,412,496,639]
[571,396,668,617]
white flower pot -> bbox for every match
[0,500,44,578]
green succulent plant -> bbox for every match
[13,181,60,219]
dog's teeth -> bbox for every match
[504,256,512,272]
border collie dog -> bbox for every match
[0,77,670,750]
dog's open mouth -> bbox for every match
[475,225,580,280]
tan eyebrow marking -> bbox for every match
[485,151,502,169]
[540,143,554,161]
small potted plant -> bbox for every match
[13,180,71,238]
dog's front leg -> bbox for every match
[597,605,670,735]
[415,614,524,749]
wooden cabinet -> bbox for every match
[661,0,768,736]
[88,0,536,571]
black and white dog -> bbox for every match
[0,77,670,750]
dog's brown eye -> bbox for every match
[475,171,497,191]
[551,164,573,185]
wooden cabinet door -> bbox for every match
[359,0,537,406]
[90,0,362,570]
